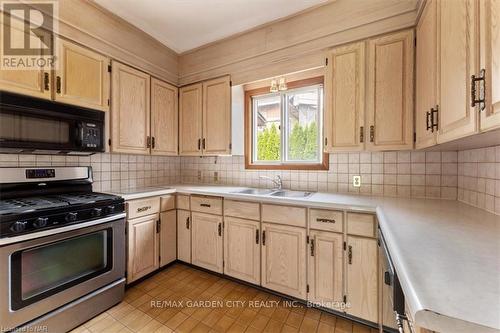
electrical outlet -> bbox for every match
[214,172,219,182]
[197,170,202,181]
[352,175,361,187]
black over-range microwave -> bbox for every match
[0,91,105,155]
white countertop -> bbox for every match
[108,185,500,333]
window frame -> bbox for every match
[244,76,328,170]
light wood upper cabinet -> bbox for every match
[55,39,110,111]
[191,212,223,273]
[479,0,500,131]
[324,42,365,151]
[127,214,159,283]
[346,235,378,323]
[416,0,438,149]
[151,78,178,155]
[261,223,307,299]
[111,61,151,154]
[179,83,203,155]
[437,0,478,143]
[202,76,231,155]
[0,14,51,99]
[159,210,176,267]
[366,30,414,151]
[177,209,192,263]
[224,217,260,285]
[308,230,343,311]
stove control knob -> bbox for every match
[11,221,27,233]
[33,217,48,228]
[65,212,78,222]
[106,205,115,214]
[91,208,102,217]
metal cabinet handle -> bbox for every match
[426,111,431,130]
[262,230,266,245]
[471,69,486,110]
[218,223,222,236]
[348,245,353,264]
[200,203,211,208]
[186,217,190,229]
[359,126,364,143]
[369,125,375,142]
[198,138,201,150]
[316,218,335,224]
[430,105,439,132]
[156,220,160,233]
[44,72,50,90]
[56,76,61,93]
[310,239,315,256]
[255,229,259,244]
[202,138,206,150]
[151,137,155,149]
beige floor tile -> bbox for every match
[202,309,225,327]
[281,325,299,333]
[227,322,247,333]
[192,321,212,333]
[165,311,188,330]
[212,315,236,332]
[299,317,319,333]
[121,309,153,332]
[334,317,353,333]
[249,315,270,331]
[263,319,283,332]
[352,324,371,333]
[176,316,201,333]
[236,308,258,326]
[317,322,335,333]
[285,312,303,328]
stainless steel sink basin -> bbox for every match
[269,190,312,198]
[234,188,275,195]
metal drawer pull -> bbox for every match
[218,223,222,236]
[255,229,259,244]
[348,245,353,264]
[186,217,190,229]
[200,203,211,207]
[310,239,315,256]
[136,205,151,213]
[262,230,266,245]
[316,218,335,224]
[156,220,160,233]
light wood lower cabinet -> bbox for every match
[159,210,176,267]
[346,235,378,323]
[261,223,307,299]
[127,214,159,283]
[224,217,260,284]
[191,212,223,273]
[308,230,343,310]
[177,209,191,263]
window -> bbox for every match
[245,77,328,170]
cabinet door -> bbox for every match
[111,61,150,154]
[177,210,191,263]
[324,42,365,152]
[151,78,178,155]
[127,214,159,283]
[0,14,51,99]
[437,0,478,142]
[379,244,398,330]
[366,30,414,151]
[202,76,231,155]
[224,217,260,284]
[55,39,110,111]
[346,236,378,323]
[191,212,223,273]
[308,230,343,310]
[415,0,438,149]
[160,210,176,267]
[261,223,306,299]
[179,83,203,156]
[479,0,500,131]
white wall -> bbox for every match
[231,85,245,155]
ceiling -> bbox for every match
[93,0,329,53]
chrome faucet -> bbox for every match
[259,175,282,190]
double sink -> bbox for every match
[234,188,313,198]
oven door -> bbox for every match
[0,217,125,329]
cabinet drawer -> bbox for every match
[309,209,343,232]
[347,212,376,237]
[262,204,306,227]
[224,199,260,220]
[160,195,175,211]
[191,195,223,215]
[176,194,190,210]
[127,197,160,219]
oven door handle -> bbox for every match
[0,213,126,246]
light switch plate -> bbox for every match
[352,175,361,187]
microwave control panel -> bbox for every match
[79,122,102,149]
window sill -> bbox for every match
[245,155,329,170]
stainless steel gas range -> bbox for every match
[0,167,126,333]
